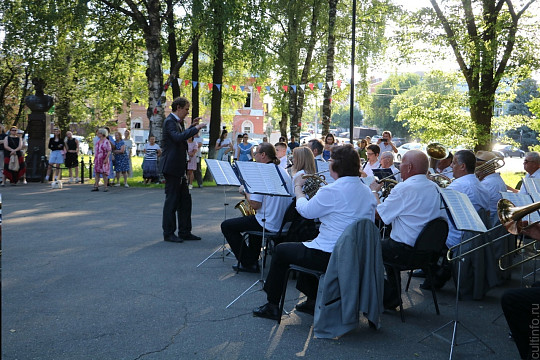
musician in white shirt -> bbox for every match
[361,144,380,177]
[253,145,376,320]
[518,152,540,195]
[221,143,293,273]
[476,151,508,227]
[370,150,445,309]
[434,152,454,178]
[379,151,401,182]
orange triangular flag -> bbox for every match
[282,85,288,92]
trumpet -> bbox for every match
[497,199,540,235]
[301,171,329,199]
[475,156,505,180]
[497,200,540,271]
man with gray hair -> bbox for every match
[518,151,540,195]
[379,151,401,182]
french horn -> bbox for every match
[301,172,328,199]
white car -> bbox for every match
[396,142,425,161]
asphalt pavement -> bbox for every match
[1,181,528,359]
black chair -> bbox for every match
[384,217,449,322]
[238,200,300,271]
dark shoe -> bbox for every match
[91,187,99,192]
[253,303,280,321]
[178,233,201,241]
[412,269,426,278]
[164,234,184,243]
[232,263,260,273]
[295,299,315,315]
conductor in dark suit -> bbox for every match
[160,97,207,243]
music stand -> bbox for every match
[420,189,494,359]
[197,159,241,267]
[225,161,292,308]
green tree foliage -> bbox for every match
[397,0,540,150]
[365,72,420,137]
[330,105,363,129]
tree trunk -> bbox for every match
[191,40,200,118]
[322,0,337,137]
[286,4,299,139]
[146,20,165,143]
[166,0,180,99]
[280,111,288,138]
[13,68,29,128]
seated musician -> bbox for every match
[434,152,453,177]
[517,151,540,195]
[361,144,380,177]
[252,144,376,320]
[476,151,507,227]
[369,150,446,309]
[307,139,325,162]
[220,143,293,273]
[379,151,401,182]
[427,150,490,290]
[290,146,316,182]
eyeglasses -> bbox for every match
[524,160,534,164]
[366,152,375,156]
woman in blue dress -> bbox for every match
[112,131,130,187]
[323,133,335,161]
[237,133,254,161]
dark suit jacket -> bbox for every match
[159,113,199,177]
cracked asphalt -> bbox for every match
[1,182,526,359]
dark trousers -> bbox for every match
[221,215,263,267]
[502,286,540,360]
[194,159,203,187]
[263,242,331,305]
[162,174,192,237]
[381,238,415,304]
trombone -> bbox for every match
[497,199,540,271]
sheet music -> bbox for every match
[360,176,375,186]
[235,161,291,196]
[315,161,335,184]
[440,189,488,232]
[502,191,540,223]
[523,178,540,195]
[204,159,241,186]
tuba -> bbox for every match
[426,142,452,187]
[301,172,328,199]
[475,156,505,180]
[235,199,256,216]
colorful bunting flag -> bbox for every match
[208,83,213,90]
[317,82,323,90]
[291,85,297,93]
[192,81,198,88]
[256,86,261,93]
[299,84,305,91]
[232,85,237,91]
[216,84,221,91]
[282,85,288,92]
[309,83,314,91]
[240,85,245,92]
[184,79,189,86]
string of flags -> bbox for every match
[152,77,348,115]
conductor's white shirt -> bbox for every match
[296,176,376,253]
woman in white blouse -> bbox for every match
[253,144,377,320]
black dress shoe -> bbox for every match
[253,303,280,321]
[164,234,184,243]
[412,269,426,278]
[178,233,201,241]
[232,263,260,273]
[383,298,401,311]
[295,299,315,315]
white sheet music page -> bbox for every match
[204,159,241,186]
[523,178,540,195]
[235,161,290,196]
[440,189,488,232]
[315,161,335,184]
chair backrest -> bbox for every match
[413,217,449,256]
[276,200,300,235]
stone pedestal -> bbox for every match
[25,113,51,182]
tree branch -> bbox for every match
[430,0,471,84]
[166,34,201,84]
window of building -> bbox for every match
[244,91,252,108]
[242,120,253,134]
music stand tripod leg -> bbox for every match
[197,187,234,268]
[226,200,268,308]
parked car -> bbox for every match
[493,144,525,158]
[396,142,426,161]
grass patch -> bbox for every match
[500,171,525,190]
[60,155,217,188]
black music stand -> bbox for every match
[225,161,292,308]
[197,159,240,268]
[420,189,494,359]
